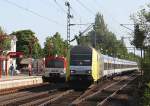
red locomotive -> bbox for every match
[42,56,67,82]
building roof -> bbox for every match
[20,58,31,64]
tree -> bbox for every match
[131,7,150,48]
[131,24,146,49]
[131,4,150,84]
[44,32,67,57]
[78,13,129,59]
[0,27,11,55]
[11,30,42,58]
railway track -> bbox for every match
[0,82,69,106]
[0,82,49,96]
[70,74,139,106]
[0,73,139,106]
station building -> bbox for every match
[1,35,23,76]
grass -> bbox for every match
[143,82,150,106]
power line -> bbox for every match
[76,0,95,15]
[3,0,63,26]
[70,6,80,20]
[53,0,66,13]
[93,0,125,37]
[94,0,121,25]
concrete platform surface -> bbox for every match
[0,75,43,90]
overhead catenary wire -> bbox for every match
[76,0,95,15]
[53,0,66,13]
[3,0,63,26]
[93,0,124,38]
[94,0,121,25]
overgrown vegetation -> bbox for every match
[131,3,150,106]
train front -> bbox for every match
[69,45,93,83]
[43,56,66,82]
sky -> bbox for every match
[0,0,149,53]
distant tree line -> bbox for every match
[0,13,141,62]
[131,4,150,106]
[131,4,150,82]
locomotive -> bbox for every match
[42,56,67,82]
[66,45,138,83]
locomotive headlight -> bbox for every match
[87,70,91,74]
[71,70,76,73]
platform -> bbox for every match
[0,75,43,90]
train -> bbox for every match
[66,45,139,83]
[42,56,67,82]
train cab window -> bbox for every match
[46,60,64,68]
[70,54,92,66]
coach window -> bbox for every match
[108,63,110,70]
[104,63,107,70]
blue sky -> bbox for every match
[0,0,149,50]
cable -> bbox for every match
[93,0,125,38]
[94,0,121,25]
[3,0,63,26]
[53,0,66,13]
[76,0,95,15]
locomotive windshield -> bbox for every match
[46,59,64,68]
[70,54,92,66]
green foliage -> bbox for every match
[132,24,146,49]
[11,29,42,58]
[131,5,150,48]
[131,4,150,105]
[78,13,133,60]
[0,27,11,54]
[143,85,150,106]
[43,32,67,57]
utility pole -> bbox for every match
[65,0,73,81]
[65,1,73,47]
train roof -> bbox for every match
[45,56,66,60]
[71,45,92,54]
[102,54,137,65]
[71,45,137,65]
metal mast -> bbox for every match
[65,1,71,47]
[65,1,73,47]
